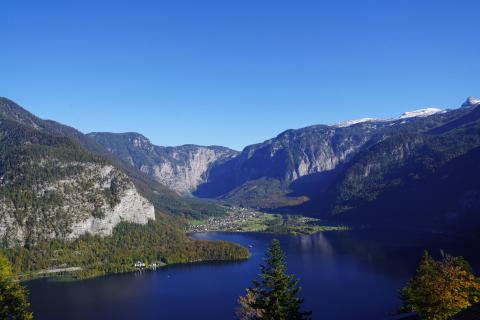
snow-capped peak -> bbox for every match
[333,118,379,128]
[461,96,480,108]
[398,108,444,119]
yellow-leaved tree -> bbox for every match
[400,251,480,320]
[0,253,33,319]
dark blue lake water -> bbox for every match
[26,230,480,320]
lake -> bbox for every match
[26,230,480,320]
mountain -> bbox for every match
[316,108,480,233]
[0,97,248,278]
[37,94,480,234]
[398,108,444,119]
[0,98,154,246]
[0,97,231,246]
[86,97,480,232]
[87,132,239,194]
[192,101,474,208]
[2,98,229,220]
[185,96,480,234]
[461,96,480,108]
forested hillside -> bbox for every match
[0,97,248,279]
[319,107,480,232]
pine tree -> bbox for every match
[237,239,311,320]
[0,253,33,320]
[400,250,480,320]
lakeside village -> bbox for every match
[187,206,348,234]
[188,207,266,233]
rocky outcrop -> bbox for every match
[461,96,480,108]
[145,145,238,193]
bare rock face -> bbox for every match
[87,132,239,194]
[144,146,238,194]
[199,124,381,198]
[0,163,155,246]
[69,186,155,239]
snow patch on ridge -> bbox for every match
[398,108,444,119]
[333,118,379,128]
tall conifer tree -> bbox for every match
[237,239,311,320]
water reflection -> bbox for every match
[296,232,334,255]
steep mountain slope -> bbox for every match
[0,98,107,156]
[85,96,479,225]
[0,98,227,219]
[194,101,475,209]
[0,97,248,279]
[87,132,239,194]
[0,106,154,246]
[318,104,480,229]
[15,94,477,236]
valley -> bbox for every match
[4,3,480,318]
[1,96,480,283]
[1,95,480,319]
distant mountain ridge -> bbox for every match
[314,104,480,233]
[0,97,234,246]
[9,95,480,236]
[195,98,475,200]
[89,96,480,234]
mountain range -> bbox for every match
[90,96,480,233]
[0,98,227,246]
[1,96,480,246]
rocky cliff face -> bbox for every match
[88,132,239,194]
[0,162,155,246]
[66,165,155,239]
[148,145,239,194]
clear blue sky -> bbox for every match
[1,0,479,150]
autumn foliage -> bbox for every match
[400,251,480,320]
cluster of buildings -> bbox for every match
[188,207,262,233]
[133,261,165,270]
